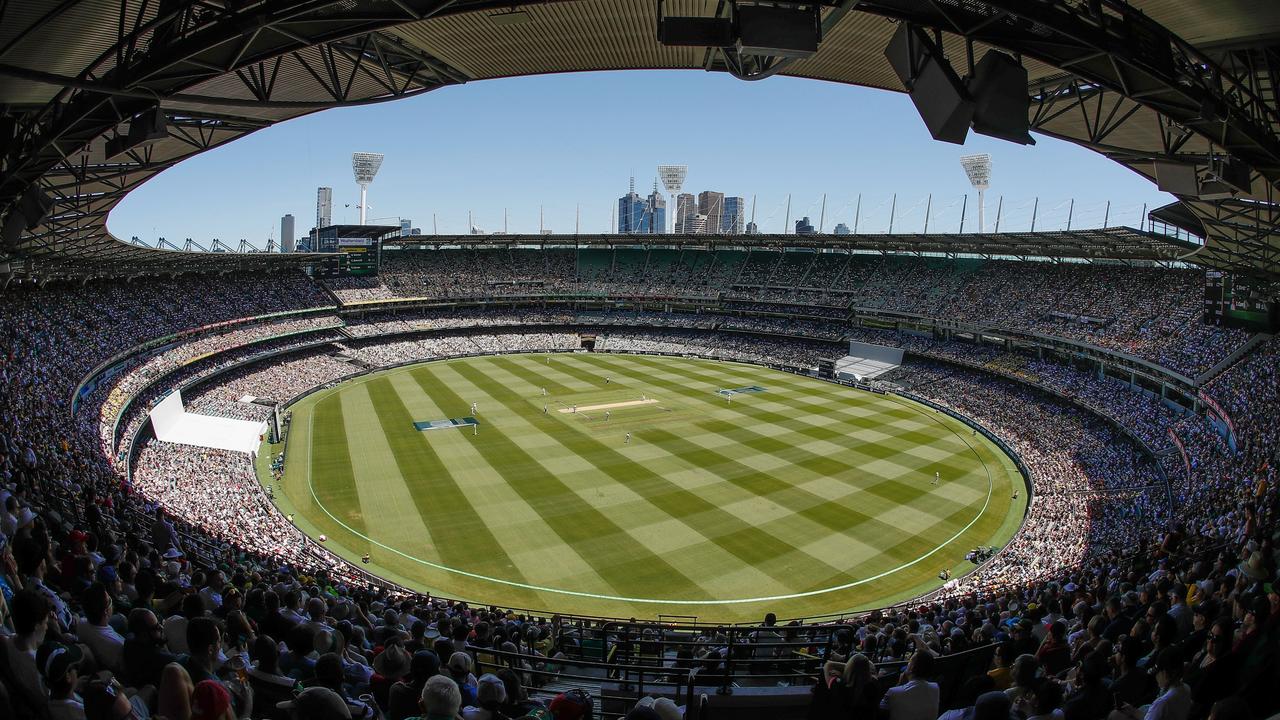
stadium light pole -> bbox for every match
[351,152,385,225]
[657,165,687,234]
[959,154,991,233]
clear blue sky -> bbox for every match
[109,70,1172,243]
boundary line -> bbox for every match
[300,355,999,605]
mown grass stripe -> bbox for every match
[584,354,954,473]
[488,355,578,396]
[363,377,539,598]
[468,357,857,589]
[691,418,978,521]
[309,393,370,554]
[341,386,439,558]
[410,363,714,600]
[589,354,925,436]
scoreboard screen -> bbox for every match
[336,238,378,276]
[1205,271,1278,331]
[308,225,391,278]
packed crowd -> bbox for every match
[325,249,1249,377]
[0,269,1275,720]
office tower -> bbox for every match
[400,218,412,237]
[833,222,851,235]
[675,193,696,233]
[687,214,709,234]
[617,177,648,234]
[745,221,759,235]
[646,183,666,234]
[698,191,724,234]
[721,196,745,234]
[795,216,816,235]
[316,187,333,229]
[280,214,295,252]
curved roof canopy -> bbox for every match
[0,0,1277,279]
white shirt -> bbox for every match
[879,678,939,720]
[48,694,86,720]
[1144,683,1192,720]
[76,620,126,675]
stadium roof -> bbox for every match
[387,227,1198,263]
[0,1,1277,279]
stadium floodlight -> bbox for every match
[657,164,687,233]
[351,152,385,225]
[960,154,991,233]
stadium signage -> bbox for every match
[1197,390,1236,441]
[338,237,373,247]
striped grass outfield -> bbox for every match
[263,353,1027,621]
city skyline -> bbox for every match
[108,71,1173,243]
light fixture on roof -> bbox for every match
[885,23,1034,146]
[657,1,821,60]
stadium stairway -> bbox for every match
[1196,331,1273,385]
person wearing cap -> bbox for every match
[277,685,353,720]
[460,673,506,719]
[371,642,413,711]
[630,696,681,720]
[446,652,478,708]
[1110,647,1190,720]
[39,642,85,720]
[192,678,236,720]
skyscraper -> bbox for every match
[796,216,816,235]
[833,222,851,235]
[746,221,759,235]
[646,183,666,235]
[316,187,333,229]
[698,191,724,234]
[675,193,696,233]
[687,214,709,234]
[280,214,295,252]
[617,177,647,234]
[400,218,412,237]
[721,196,745,234]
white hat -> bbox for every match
[634,696,682,720]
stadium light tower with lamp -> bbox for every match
[657,164,687,234]
[351,152,385,225]
[960,154,991,233]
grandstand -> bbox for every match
[2,2,1279,720]
[0,240,1276,718]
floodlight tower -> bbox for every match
[959,154,991,233]
[351,152,385,225]
[657,164,687,234]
